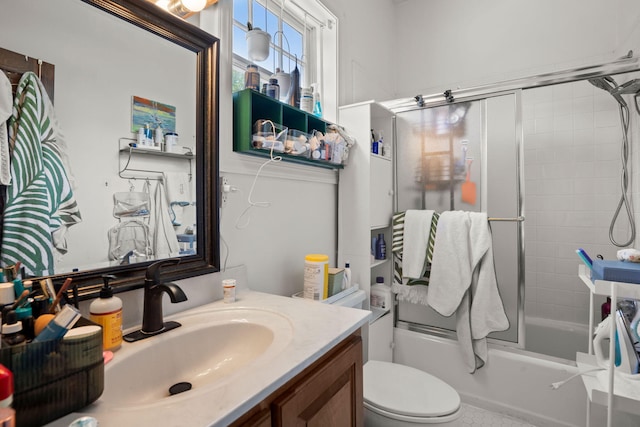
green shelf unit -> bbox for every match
[233,89,342,170]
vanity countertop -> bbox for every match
[46,290,370,427]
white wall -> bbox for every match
[522,79,637,325]
[392,0,640,98]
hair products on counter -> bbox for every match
[303,254,329,300]
[90,275,122,351]
[33,304,82,343]
[0,364,13,408]
[0,364,14,426]
[1,311,25,347]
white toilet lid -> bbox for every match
[363,361,461,418]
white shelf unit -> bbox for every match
[338,101,394,312]
[577,264,640,427]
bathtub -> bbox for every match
[393,326,640,427]
[524,316,589,361]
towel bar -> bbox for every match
[487,216,525,222]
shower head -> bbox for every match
[589,76,627,107]
[613,79,640,95]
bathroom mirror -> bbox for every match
[0,0,220,297]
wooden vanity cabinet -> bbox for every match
[231,330,363,427]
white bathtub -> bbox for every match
[393,327,640,427]
[524,316,589,361]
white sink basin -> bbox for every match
[99,307,293,409]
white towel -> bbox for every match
[163,172,191,203]
[149,180,180,258]
[0,72,12,185]
[402,210,434,279]
[427,211,509,373]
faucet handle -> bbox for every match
[145,258,181,283]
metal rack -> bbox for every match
[118,137,194,181]
[577,264,640,427]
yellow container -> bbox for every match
[303,254,329,300]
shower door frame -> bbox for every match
[393,90,526,348]
[389,53,640,350]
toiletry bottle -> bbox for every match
[375,233,386,260]
[300,87,314,113]
[343,262,352,290]
[312,87,322,118]
[33,304,82,343]
[90,274,122,351]
[267,78,280,100]
[1,311,25,347]
[0,364,13,408]
[154,124,163,147]
[601,297,611,321]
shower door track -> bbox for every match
[385,52,640,114]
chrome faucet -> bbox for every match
[123,259,187,342]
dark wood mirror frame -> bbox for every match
[54,0,220,299]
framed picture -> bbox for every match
[131,96,176,132]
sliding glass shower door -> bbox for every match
[395,92,523,346]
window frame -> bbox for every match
[232,0,315,93]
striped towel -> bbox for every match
[1,72,81,276]
[391,211,439,304]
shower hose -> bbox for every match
[609,101,635,247]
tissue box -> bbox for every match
[0,317,104,427]
[591,260,640,284]
[328,268,345,297]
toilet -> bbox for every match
[332,289,462,426]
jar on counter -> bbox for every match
[244,64,260,91]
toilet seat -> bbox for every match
[363,361,461,420]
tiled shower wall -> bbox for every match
[522,76,639,326]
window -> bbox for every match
[232,0,315,95]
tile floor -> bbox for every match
[457,403,538,426]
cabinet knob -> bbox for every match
[388,190,394,196]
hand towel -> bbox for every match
[427,211,509,373]
[163,171,192,203]
[402,210,434,279]
[0,72,11,185]
[149,180,180,258]
[1,72,81,276]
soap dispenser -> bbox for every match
[90,274,122,351]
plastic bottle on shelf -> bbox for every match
[371,277,391,310]
[300,87,314,113]
[312,83,322,117]
[343,262,352,290]
[244,64,260,91]
[266,78,280,100]
[375,233,386,260]
[601,297,611,321]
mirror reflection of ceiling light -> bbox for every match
[156,0,209,17]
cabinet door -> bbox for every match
[273,334,363,427]
[370,156,393,228]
